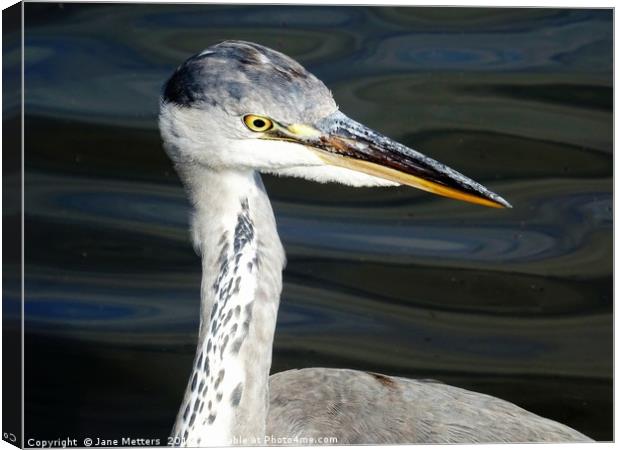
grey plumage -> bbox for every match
[268,369,590,444]
[159,40,592,446]
[163,40,334,124]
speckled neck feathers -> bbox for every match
[172,167,285,446]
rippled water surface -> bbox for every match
[21,4,612,442]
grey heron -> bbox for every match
[159,40,592,445]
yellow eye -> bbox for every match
[243,115,274,132]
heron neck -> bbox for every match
[173,166,285,446]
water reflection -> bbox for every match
[22,4,612,443]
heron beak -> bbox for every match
[272,111,511,209]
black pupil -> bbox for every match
[253,119,266,128]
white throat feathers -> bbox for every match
[171,167,285,446]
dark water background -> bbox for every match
[20,4,612,443]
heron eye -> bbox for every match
[243,115,274,132]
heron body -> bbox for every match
[159,40,592,445]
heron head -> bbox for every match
[159,40,510,208]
